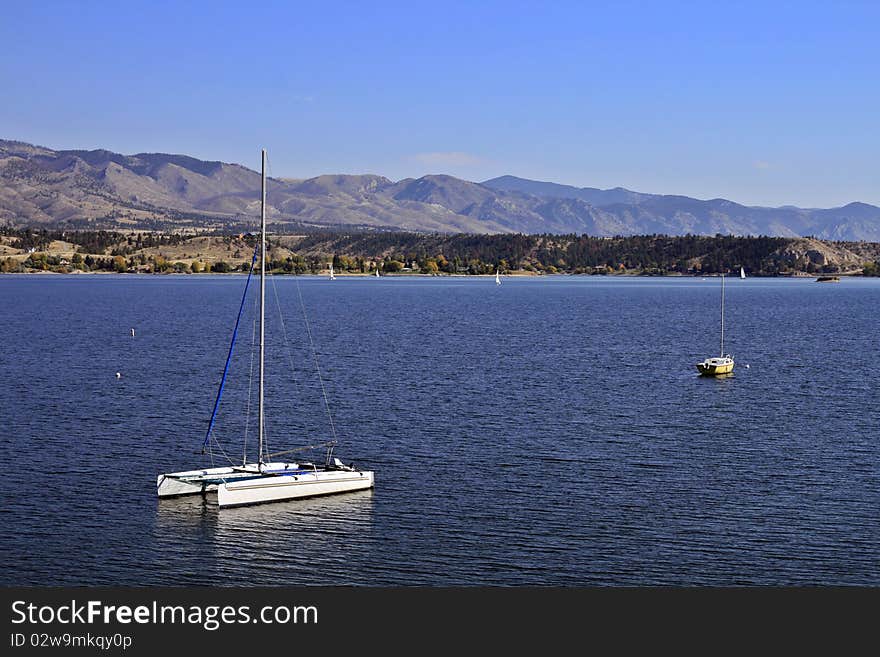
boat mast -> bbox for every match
[258,149,266,466]
[720,273,725,357]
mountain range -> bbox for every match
[2,139,878,240]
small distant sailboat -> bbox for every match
[374,267,380,278]
[740,266,746,279]
[696,273,735,376]
[329,263,336,280]
[495,269,501,285]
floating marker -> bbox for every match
[130,328,135,337]
[116,372,122,379]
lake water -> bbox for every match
[1,274,878,585]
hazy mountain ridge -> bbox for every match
[1,139,878,240]
[482,175,654,206]
[483,175,880,240]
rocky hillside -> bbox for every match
[2,139,879,239]
[4,229,878,276]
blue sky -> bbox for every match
[2,0,878,207]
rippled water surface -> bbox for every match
[2,274,878,585]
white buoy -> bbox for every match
[745,364,750,369]
[130,328,135,337]
[116,372,122,379]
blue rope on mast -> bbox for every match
[202,243,260,452]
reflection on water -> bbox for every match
[156,495,217,527]
[155,491,375,585]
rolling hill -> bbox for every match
[2,139,878,239]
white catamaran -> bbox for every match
[157,150,374,508]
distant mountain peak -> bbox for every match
[482,175,650,207]
[842,201,875,210]
[1,138,878,240]
[294,174,393,197]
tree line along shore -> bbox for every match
[1,228,879,277]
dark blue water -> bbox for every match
[1,274,878,585]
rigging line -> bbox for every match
[269,273,315,446]
[293,273,340,444]
[267,441,336,459]
[211,432,236,466]
[202,242,260,452]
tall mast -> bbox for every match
[258,149,266,465]
[720,273,725,356]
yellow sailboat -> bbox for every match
[696,273,734,376]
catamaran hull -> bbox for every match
[157,463,288,499]
[215,471,374,508]
[158,475,210,498]
[157,466,249,498]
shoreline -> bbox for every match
[0,270,870,278]
[4,232,877,278]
